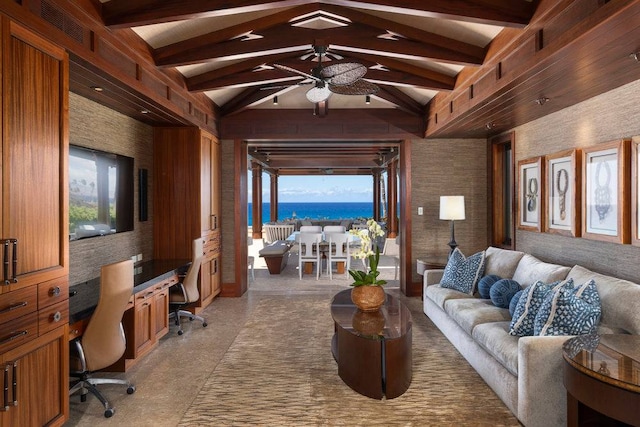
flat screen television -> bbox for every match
[69,145,134,240]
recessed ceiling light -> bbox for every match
[91,86,104,92]
[140,109,149,114]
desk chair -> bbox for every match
[298,232,322,279]
[326,233,351,280]
[382,237,400,280]
[169,238,208,335]
[69,259,136,418]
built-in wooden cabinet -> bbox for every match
[153,127,222,312]
[0,16,69,427]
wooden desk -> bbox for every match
[563,334,640,426]
[69,259,189,371]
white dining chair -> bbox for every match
[382,237,400,280]
[299,225,322,233]
[297,232,322,279]
[323,225,346,233]
[326,233,351,280]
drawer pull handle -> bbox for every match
[51,311,62,322]
[49,286,61,297]
[1,239,18,285]
[70,329,79,335]
[11,362,16,406]
[0,330,28,345]
[0,301,28,315]
[2,365,8,411]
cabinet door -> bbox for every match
[200,132,213,233]
[0,326,68,427]
[132,294,155,358]
[153,287,169,339]
[210,137,221,230]
[199,258,213,303]
[2,20,68,288]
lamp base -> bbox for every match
[447,220,458,258]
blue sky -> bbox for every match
[248,173,375,203]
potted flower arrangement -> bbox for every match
[348,218,387,311]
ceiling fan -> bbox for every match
[268,45,379,103]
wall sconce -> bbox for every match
[365,95,371,105]
[273,96,278,105]
[630,52,640,63]
[485,122,496,130]
[439,196,465,256]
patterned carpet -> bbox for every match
[178,292,521,426]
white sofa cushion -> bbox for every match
[512,254,570,288]
[568,265,640,334]
[484,246,525,278]
[473,321,519,376]
[424,285,473,310]
[444,298,511,335]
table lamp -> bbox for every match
[439,196,465,256]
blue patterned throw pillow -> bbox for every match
[533,279,601,336]
[478,275,501,299]
[509,289,524,317]
[440,248,486,295]
[509,280,556,337]
[489,279,521,308]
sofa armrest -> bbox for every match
[423,269,444,287]
[517,335,573,427]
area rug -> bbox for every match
[178,293,520,426]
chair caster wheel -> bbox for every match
[177,329,184,335]
[189,317,194,321]
[104,408,115,418]
[202,322,208,327]
[81,394,87,402]
[127,385,136,394]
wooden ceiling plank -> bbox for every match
[328,0,534,28]
[221,86,281,116]
[155,4,321,67]
[319,4,486,62]
[103,0,532,29]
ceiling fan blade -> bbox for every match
[328,80,379,95]
[321,62,367,86]
[273,63,321,82]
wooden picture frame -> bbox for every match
[517,156,544,232]
[581,139,631,244]
[545,149,581,237]
[632,139,640,246]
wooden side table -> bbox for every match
[562,334,640,426]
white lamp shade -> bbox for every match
[440,196,465,220]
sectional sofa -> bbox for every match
[422,246,640,427]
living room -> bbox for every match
[1,1,640,426]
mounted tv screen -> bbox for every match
[69,145,134,240]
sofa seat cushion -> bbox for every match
[425,284,474,310]
[484,246,525,278]
[512,254,570,288]
[444,298,512,335]
[472,321,519,376]
[568,265,640,335]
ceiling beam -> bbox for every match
[374,85,424,116]
[221,86,282,117]
[102,0,533,29]
[156,21,483,68]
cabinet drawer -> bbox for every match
[154,276,178,292]
[38,277,69,309]
[38,300,69,336]
[0,286,37,325]
[134,288,156,306]
[68,318,88,341]
[0,311,38,353]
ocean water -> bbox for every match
[248,202,373,226]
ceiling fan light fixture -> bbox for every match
[306,85,331,103]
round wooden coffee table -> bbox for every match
[563,334,640,426]
[330,289,412,399]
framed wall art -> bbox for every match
[517,156,544,232]
[545,149,581,237]
[581,139,631,244]
[632,139,640,246]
